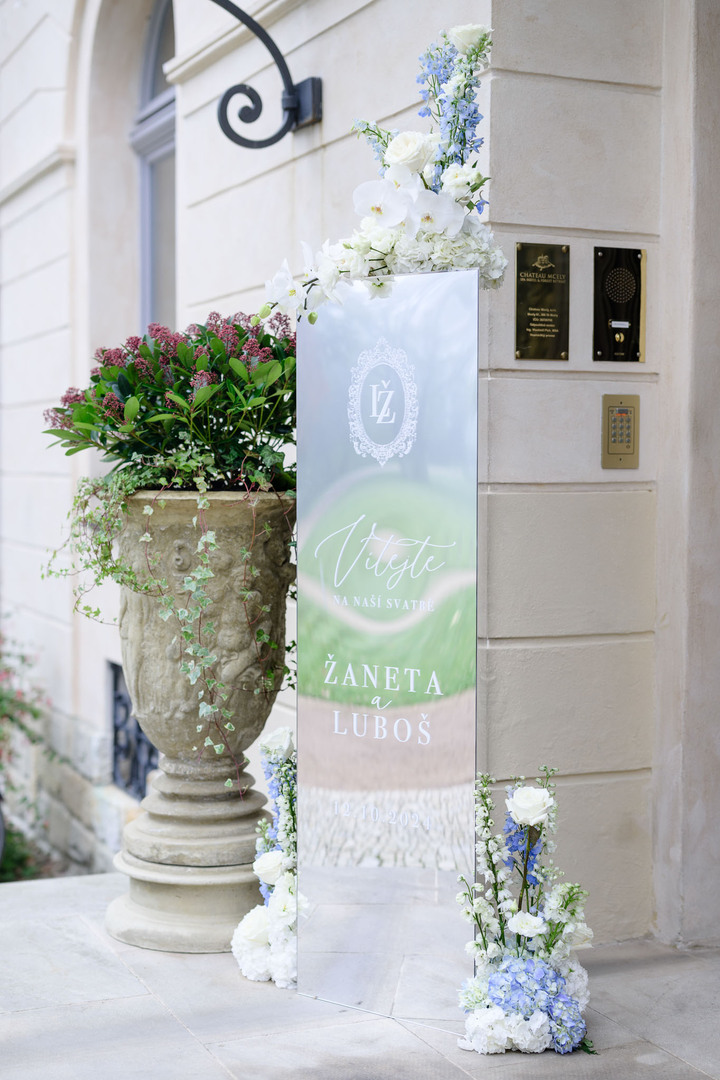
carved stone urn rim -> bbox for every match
[126,488,295,505]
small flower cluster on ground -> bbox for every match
[231,727,305,988]
[265,23,507,318]
[457,769,595,1056]
[44,311,296,493]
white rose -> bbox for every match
[384,130,436,173]
[253,848,284,886]
[507,911,547,938]
[233,903,270,947]
[261,726,294,761]
[505,785,555,827]
[447,23,490,55]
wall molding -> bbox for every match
[0,143,75,208]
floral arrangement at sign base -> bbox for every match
[457,769,597,1056]
[264,23,507,319]
[231,727,305,988]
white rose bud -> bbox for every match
[507,911,548,938]
[261,726,294,761]
[447,23,490,55]
[505,786,555,827]
[253,849,285,886]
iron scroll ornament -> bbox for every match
[208,0,322,149]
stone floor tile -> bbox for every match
[585,941,720,1078]
[209,1015,472,1079]
[393,953,470,1023]
[408,1017,713,1077]
[1,996,233,1080]
[0,914,148,1011]
[102,938,368,1042]
[0,872,124,919]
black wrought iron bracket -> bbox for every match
[209,0,322,148]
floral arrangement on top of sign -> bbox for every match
[457,770,596,1056]
[231,727,305,988]
[264,23,507,318]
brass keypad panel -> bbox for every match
[602,394,639,469]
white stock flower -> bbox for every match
[507,911,548,938]
[384,130,436,173]
[253,848,284,886]
[268,871,298,929]
[441,162,478,202]
[505,1010,552,1054]
[505,785,555,827]
[567,921,594,950]
[353,179,409,226]
[447,23,490,54]
[459,1006,511,1054]
[261,726,295,761]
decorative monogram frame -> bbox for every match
[347,338,419,467]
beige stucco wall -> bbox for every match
[1,0,718,945]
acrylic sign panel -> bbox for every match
[296,270,478,1021]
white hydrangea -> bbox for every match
[231,905,272,982]
[459,1006,511,1055]
[504,1010,553,1054]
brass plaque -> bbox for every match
[593,247,646,362]
[515,243,570,361]
[602,394,640,469]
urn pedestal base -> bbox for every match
[105,757,269,952]
[106,852,259,952]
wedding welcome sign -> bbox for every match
[297,269,479,1020]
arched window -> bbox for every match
[130,0,176,328]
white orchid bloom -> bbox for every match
[352,179,410,227]
[406,189,465,238]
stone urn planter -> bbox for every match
[105,489,295,952]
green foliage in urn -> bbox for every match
[45,311,296,492]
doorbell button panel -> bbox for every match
[602,394,640,469]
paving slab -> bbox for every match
[1,873,719,1080]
